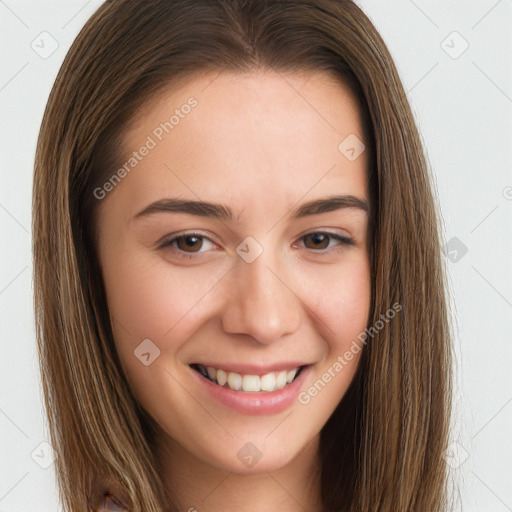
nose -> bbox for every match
[221,251,302,345]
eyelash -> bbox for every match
[158,230,354,259]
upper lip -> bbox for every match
[190,361,310,376]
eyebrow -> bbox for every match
[132,194,369,222]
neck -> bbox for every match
[155,432,323,512]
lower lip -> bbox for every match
[190,365,311,415]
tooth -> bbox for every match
[242,375,260,392]
[207,366,217,380]
[275,371,288,389]
[216,368,227,386]
[205,365,300,391]
[286,368,298,383]
[260,372,276,391]
[227,372,242,390]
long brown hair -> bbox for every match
[32,0,454,510]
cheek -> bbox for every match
[292,258,369,419]
[301,254,371,344]
[100,250,227,359]
[100,253,227,414]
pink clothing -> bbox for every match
[96,492,129,511]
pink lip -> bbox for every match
[190,361,308,376]
[189,364,312,415]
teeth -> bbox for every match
[260,372,276,391]
[197,365,301,392]
[242,375,260,392]
[216,368,227,386]
[276,370,287,389]
[227,372,242,391]
[207,366,216,380]
[286,368,298,383]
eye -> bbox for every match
[158,232,216,258]
[299,231,354,252]
[158,230,354,260]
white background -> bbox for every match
[0,1,511,510]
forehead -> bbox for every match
[106,70,369,221]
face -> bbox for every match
[95,70,371,475]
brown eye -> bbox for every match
[174,235,204,252]
[158,232,217,259]
[300,231,354,252]
[303,232,330,250]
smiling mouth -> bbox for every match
[190,363,305,392]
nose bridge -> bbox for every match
[221,247,302,344]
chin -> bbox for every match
[197,435,307,475]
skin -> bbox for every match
[95,70,371,512]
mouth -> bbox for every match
[189,363,306,393]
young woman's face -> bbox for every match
[95,70,371,474]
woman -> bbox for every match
[32,0,454,511]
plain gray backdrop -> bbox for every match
[1,1,511,510]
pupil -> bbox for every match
[307,233,328,249]
[179,235,202,252]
